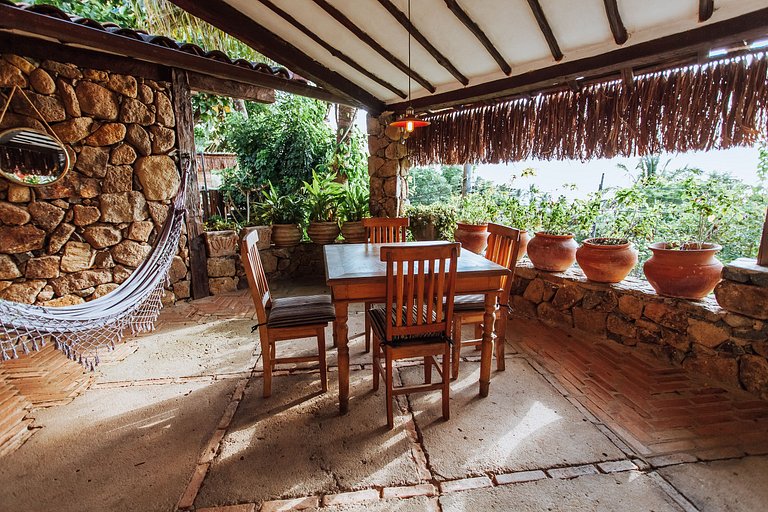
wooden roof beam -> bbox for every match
[526,0,563,61]
[0,7,354,107]
[700,0,715,22]
[312,0,436,93]
[167,0,384,112]
[444,0,511,75]
[387,8,768,112]
[376,0,468,86]
[603,0,628,45]
[256,0,406,99]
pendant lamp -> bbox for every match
[389,0,429,140]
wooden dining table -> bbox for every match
[324,242,511,414]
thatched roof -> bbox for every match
[409,53,768,164]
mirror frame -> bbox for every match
[0,127,72,187]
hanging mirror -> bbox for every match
[0,128,71,186]
[0,85,71,187]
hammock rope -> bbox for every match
[0,164,190,369]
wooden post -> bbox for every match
[172,68,210,299]
[758,207,768,266]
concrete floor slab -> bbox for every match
[97,318,258,382]
[195,371,423,509]
[440,471,682,511]
[0,380,237,512]
[401,359,625,479]
[658,456,768,511]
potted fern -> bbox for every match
[339,180,370,243]
[303,169,343,245]
[253,184,305,248]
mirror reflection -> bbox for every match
[0,128,70,186]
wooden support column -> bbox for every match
[172,68,210,299]
[758,207,768,266]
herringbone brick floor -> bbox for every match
[509,317,768,461]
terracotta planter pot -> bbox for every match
[576,238,638,283]
[643,242,723,299]
[307,221,340,245]
[271,224,302,248]
[341,220,367,243]
[527,232,578,272]
[454,223,489,254]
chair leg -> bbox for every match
[385,348,394,429]
[317,327,328,393]
[424,356,431,384]
[262,335,272,398]
[364,301,372,352]
[442,348,450,421]
[452,317,462,380]
[372,334,380,392]
[496,312,508,372]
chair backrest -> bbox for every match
[380,242,460,341]
[364,217,409,243]
[484,223,522,305]
[240,230,270,326]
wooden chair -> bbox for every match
[363,217,409,353]
[368,242,460,429]
[241,230,336,398]
[451,223,522,380]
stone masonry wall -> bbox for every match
[510,261,768,400]
[366,113,409,217]
[0,53,190,306]
[204,228,324,295]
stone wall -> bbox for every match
[203,228,324,295]
[366,113,409,218]
[510,260,768,399]
[0,53,190,306]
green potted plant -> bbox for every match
[339,180,370,243]
[303,169,343,245]
[407,203,456,241]
[454,192,498,254]
[526,195,579,272]
[253,184,305,248]
[498,196,540,261]
[644,177,726,299]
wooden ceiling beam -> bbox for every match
[187,72,276,103]
[256,0,406,98]
[0,6,355,107]
[387,8,768,112]
[526,0,563,61]
[312,0,435,93]
[376,0,468,86]
[603,0,628,45]
[443,0,511,75]
[699,0,715,22]
[167,0,384,112]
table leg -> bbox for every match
[496,305,508,372]
[334,301,350,414]
[479,293,497,397]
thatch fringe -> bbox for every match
[409,53,768,165]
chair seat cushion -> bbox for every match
[267,294,336,328]
[368,307,450,346]
[453,294,485,311]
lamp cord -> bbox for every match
[408,0,411,104]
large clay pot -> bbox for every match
[341,220,367,243]
[307,221,340,245]
[271,224,302,248]
[576,238,638,283]
[643,242,723,299]
[454,222,489,254]
[527,232,578,272]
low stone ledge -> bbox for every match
[511,261,768,400]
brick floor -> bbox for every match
[509,317,768,459]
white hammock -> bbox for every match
[0,166,189,369]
